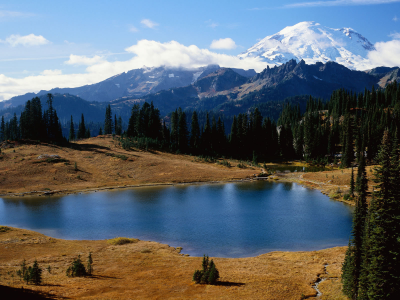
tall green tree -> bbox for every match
[69,116,75,141]
[341,153,368,299]
[364,131,400,299]
[77,114,86,139]
[190,111,201,152]
[104,104,113,134]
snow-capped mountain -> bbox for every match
[238,21,375,70]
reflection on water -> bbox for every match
[0,181,354,258]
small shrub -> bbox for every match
[66,255,86,277]
[329,192,340,199]
[87,252,93,275]
[217,160,231,168]
[0,226,11,232]
[141,248,151,253]
[192,255,220,285]
[17,259,42,285]
[74,162,78,171]
[107,237,138,245]
[237,162,246,168]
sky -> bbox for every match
[0,0,400,101]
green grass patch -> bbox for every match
[107,237,139,245]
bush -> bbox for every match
[66,255,86,277]
[237,162,246,168]
[87,252,93,275]
[217,160,231,168]
[192,255,220,285]
[343,193,353,200]
[0,226,10,232]
[107,237,138,245]
[17,259,42,285]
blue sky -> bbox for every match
[0,0,400,100]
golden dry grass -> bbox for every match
[0,227,348,300]
[0,136,257,196]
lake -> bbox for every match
[0,181,354,257]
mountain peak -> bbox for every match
[238,21,375,70]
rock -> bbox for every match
[37,154,61,160]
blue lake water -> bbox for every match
[0,181,354,257]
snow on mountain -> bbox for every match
[238,21,375,70]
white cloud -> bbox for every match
[0,10,34,19]
[368,39,400,67]
[394,16,399,21]
[205,20,219,28]
[1,34,49,47]
[389,32,400,39]
[129,25,139,32]
[141,19,158,29]
[40,69,62,76]
[0,39,272,101]
[65,54,104,66]
[283,0,400,8]
[210,38,237,50]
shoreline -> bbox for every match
[0,178,256,198]
[1,170,356,207]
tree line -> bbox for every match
[2,82,400,169]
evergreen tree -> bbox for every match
[178,109,188,153]
[77,114,86,139]
[0,116,5,141]
[363,130,400,299]
[69,115,75,141]
[190,111,201,152]
[104,104,113,134]
[127,104,140,137]
[341,154,368,299]
[350,167,355,197]
[30,259,42,285]
[87,252,93,275]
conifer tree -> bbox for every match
[0,116,5,141]
[178,110,188,153]
[87,252,93,275]
[190,111,201,152]
[350,167,355,197]
[77,114,86,139]
[364,131,400,299]
[104,104,113,134]
[30,259,42,285]
[69,115,75,141]
[341,153,368,299]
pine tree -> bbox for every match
[69,116,75,141]
[350,167,355,197]
[104,105,113,135]
[87,252,93,275]
[190,111,201,152]
[77,114,86,139]
[178,110,188,153]
[0,116,5,141]
[341,153,368,299]
[30,259,42,285]
[364,130,400,299]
